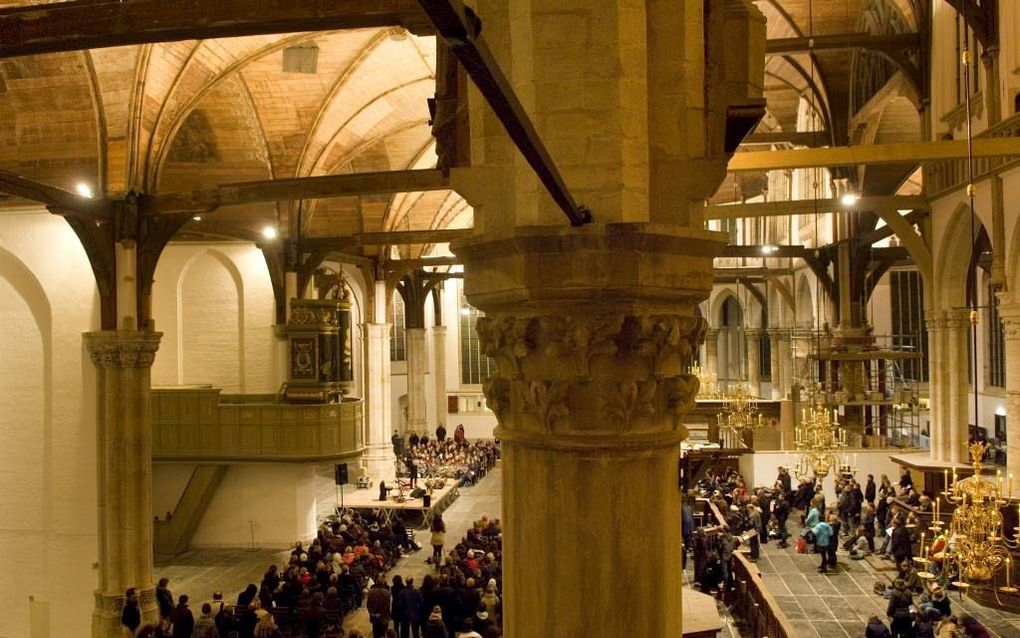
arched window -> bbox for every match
[890,270,928,382]
[987,281,1005,388]
[459,293,496,385]
[390,294,406,362]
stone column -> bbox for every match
[432,325,448,431]
[746,329,762,397]
[925,311,945,460]
[362,323,396,478]
[946,310,970,464]
[86,331,162,638]
[455,0,763,634]
[997,304,1020,479]
[769,329,783,400]
[705,328,720,379]
[405,327,429,436]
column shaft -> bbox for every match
[946,311,970,464]
[769,330,782,400]
[746,330,761,397]
[705,329,720,379]
[86,331,162,638]
[362,323,395,478]
[926,311,945,460]
[432,326,448,431]
[405,328,428,435]
[998,305,1020,479]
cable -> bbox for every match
[962,3,980,456]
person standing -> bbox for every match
[890,518,913,564]
[397,577,423,638]
[436,424,446,442]
[430,515,446,565]
[861,502,876,553]
[774,493,791,548]
[171,595,195,638]
[865,474,877,505]
[777,466,792,495]
[122,588,142,635]
[156,578,175,620]
[812,518,833,573]
[366,579,392,638]
[194,603,219,638]
[886,579,914,638]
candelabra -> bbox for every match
[719,384,765,435]
[794,404,848,478]
[925,443,1019,591]
[691,363,721,399]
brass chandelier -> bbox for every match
[719,384,764,435]
[691,363,721,399]
[923,442,1019,591]
[794,403,848,478]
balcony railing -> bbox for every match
[925,113,1020,197]
[152,387,364,462]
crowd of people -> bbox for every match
[686,465,997,638]
[396,429,499,488]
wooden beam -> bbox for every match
[148,169,450,214]
[0,168,110,220]
[722,245,810,259]
[728,138,1020,172]
[858,209,928,245]
[705,196,928,220]
[422,0,590,226]
[765,32,921,55]
[299,228,472,251]
[742,131,831,146]
[0,0,433,58]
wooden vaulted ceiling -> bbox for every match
[0,0,926,240]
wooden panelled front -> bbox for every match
[152,388,364,461]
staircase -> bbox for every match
[154,464,227,559]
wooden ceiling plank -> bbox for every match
[299,227,471,251]
[765,32,921,55]
[0,0,434,58]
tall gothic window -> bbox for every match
[390,295,406,362]
[459,295,497,385]
[890,270,929,382]
[987,282,1006,388]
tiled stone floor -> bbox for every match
[157,470,1019,637]
[746,532,1020,638]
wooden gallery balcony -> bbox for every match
[151,387,364,462]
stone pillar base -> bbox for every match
[92,586,157,638]
[362,443,397,480]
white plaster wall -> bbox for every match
[0,207,101,638]
[191,464,318,548]
[151,243,278,394]
[152,463,197,518]
[439,279,497,439]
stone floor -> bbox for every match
[748,533,1020,638]
[156,470,1019,637]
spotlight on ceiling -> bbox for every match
[761,244,778,255]
[192,215,202,222]
[840,192,860,207]
[76,183,93,199]
[262,226,278,240]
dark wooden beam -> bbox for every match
[420,0,590,226]
[943,0,997,49]
[722,244,810,259]
[765,32,921,55]
[858,209,928,245]
[299,228,472,251]
[0,0,434,58]
[0,168,110,220]
[742,131,832,147]
[147,169,450,215]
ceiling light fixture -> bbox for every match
[840,191,860,207]
[76,183,93,199]
[262,226,278,240]
[761,244,778,255]
[192,215,202,222]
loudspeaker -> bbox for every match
[335,463,349,486]
[422,494,431,508]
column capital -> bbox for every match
[479,313,703,455]
[925,309,946,331]
[431,325,448,335]
[85,330,162,368]
[944,308,972,331]
[744,328,763,340]
[705,328,721,340]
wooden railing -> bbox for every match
[925,112,1020,196]
[701,499,797,638]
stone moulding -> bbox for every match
[85,330,163,368]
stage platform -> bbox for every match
[338,477,460,529]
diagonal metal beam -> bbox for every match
[0,168,110,220]
[146,169,450,215]
[419,0,591,226]
[0,0,434,58]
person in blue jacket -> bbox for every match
[813,518,834,573]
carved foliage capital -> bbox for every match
[85,331,162,368]
[478,314,703,438]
